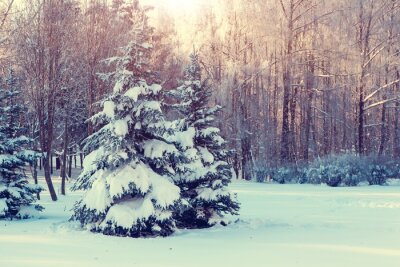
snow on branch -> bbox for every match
[363,79,400,103]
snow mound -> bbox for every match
[386,179,400,186]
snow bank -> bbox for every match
[2,181,400,267]
[386,178,400,186]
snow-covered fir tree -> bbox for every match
[0,70,43,219]
[71,0,183,237]
[169,53,240,228]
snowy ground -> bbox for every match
[1,171,400,267]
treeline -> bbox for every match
[192,0,400,180]
[0,0,399,186]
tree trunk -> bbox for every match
[289,86,298,162]
[68,155,73,178]
[32,160,40,200]
[60,116,69,195]
[394,70,400,158]
[342,91,348,150]
[304,74,314,161]
[358,83,365,155]
[56,157,60,170]
[80,153,84,169]
[50,154,54,175]
[241,137,253,180]
[280,1,294,164]
[281,69,291,163]
[43,154,57,201]
[378,98,387,155]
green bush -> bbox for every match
[254,154,398,186]
[306,154,395,186]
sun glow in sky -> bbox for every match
[12,0,216,53]
[143,0,217,53]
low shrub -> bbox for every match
[365,155,395,185]
[254,154,399,186]
[254,165,306,184]
[254,167,270,183]
[306,154,397,186]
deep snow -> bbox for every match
[1,173,400,267]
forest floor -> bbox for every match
[1,170,400,267]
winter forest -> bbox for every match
[1,0,400,266]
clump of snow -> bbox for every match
[189,161,228,181]
[106,163,151,198]
[117,151,128,160]
[208,213,226,226]
[149,84,162,94]
[0,154,21,166]
[143,140,178,159]
[103,101,116,118]
[141,42,153,49]
[135,101,161,116]
[196,187,228,201]
[114,119,129,137]
[82,147,105,172]
[199,127,220,137]
[185,148,199,161]
[6,187,22,199]
[113,80,124,93]
[125,86,143,102]
[144,101,161,112]
[212,135,225,146]
[102,197,154,229]
[199,147,214,164]
[16,150,38,161]
[149,174,180,208]
[168,127,195,149]
[83,174,112,212]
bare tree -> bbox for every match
[15,0,80,200]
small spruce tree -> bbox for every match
[170,53,240,228]
[0,70,43,219]
[71,1,182,237]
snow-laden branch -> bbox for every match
[364,97,398,111]
[363,79,400,103]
